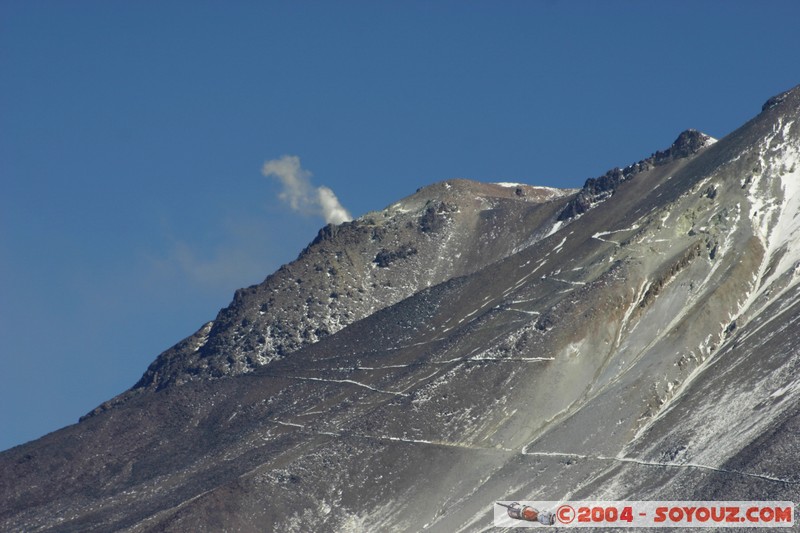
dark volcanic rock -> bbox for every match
[373,244,418,268]
[653,129,710,162]
[761,86,795,112]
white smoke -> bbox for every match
[317,186,352,225]
[261,155,352,225]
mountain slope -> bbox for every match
[109,181,575,399]
[1,85,799,533]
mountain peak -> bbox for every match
[761,83,800,112]
[655,128,716,162]
[91,176,577,414]
[557,128,715,221]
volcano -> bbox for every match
[2,86,799,533]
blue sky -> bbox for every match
[1,1,798,451]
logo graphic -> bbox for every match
[496,502,556,526]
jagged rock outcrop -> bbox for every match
[2,85,799,533]
[761,86,793,111]
[557,129,716,220]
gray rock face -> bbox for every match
[2,85,799,532]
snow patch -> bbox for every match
[592,223,640,242]
[544,220,565,238]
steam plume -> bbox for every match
[261,155,352,225]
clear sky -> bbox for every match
[1,1,798,452]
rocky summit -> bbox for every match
[2,86,800,532]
